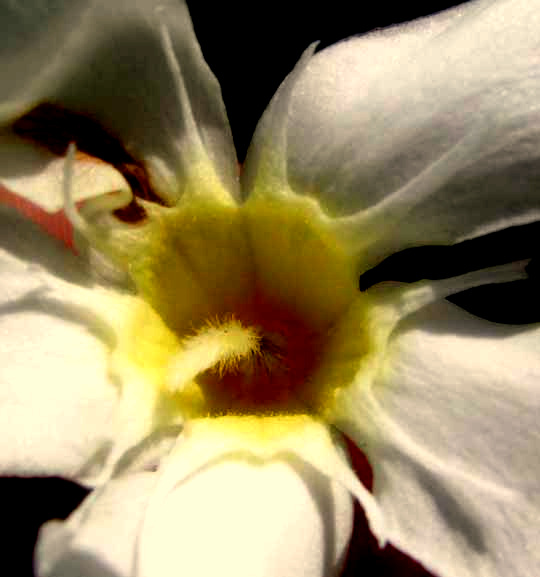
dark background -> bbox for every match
[4,1,539,576]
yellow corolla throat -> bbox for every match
[103,188,371,421]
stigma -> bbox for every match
[166,290,328,415]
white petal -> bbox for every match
[37,455,353,577]
[36,472,158,577]
[0,0,238,204]
[0,206,117,480]
[341,299,540,577]
[141,457,353,577]
[0,132,130,212]
[275,0,540,269]
[137,415,382,545]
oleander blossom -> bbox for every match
[1,1,539,576]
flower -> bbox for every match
[1,1,540,576]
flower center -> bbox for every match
[107,194,364,421]
[171,292,327,415]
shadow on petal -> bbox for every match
[415,465,486,554]
[284,452,340,576]
[393,298,537,341]
[0,206,91,286]
[0,292,117,349]
[37,551,123,577]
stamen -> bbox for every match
[167,319,262,393]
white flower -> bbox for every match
[1,1,539,577]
